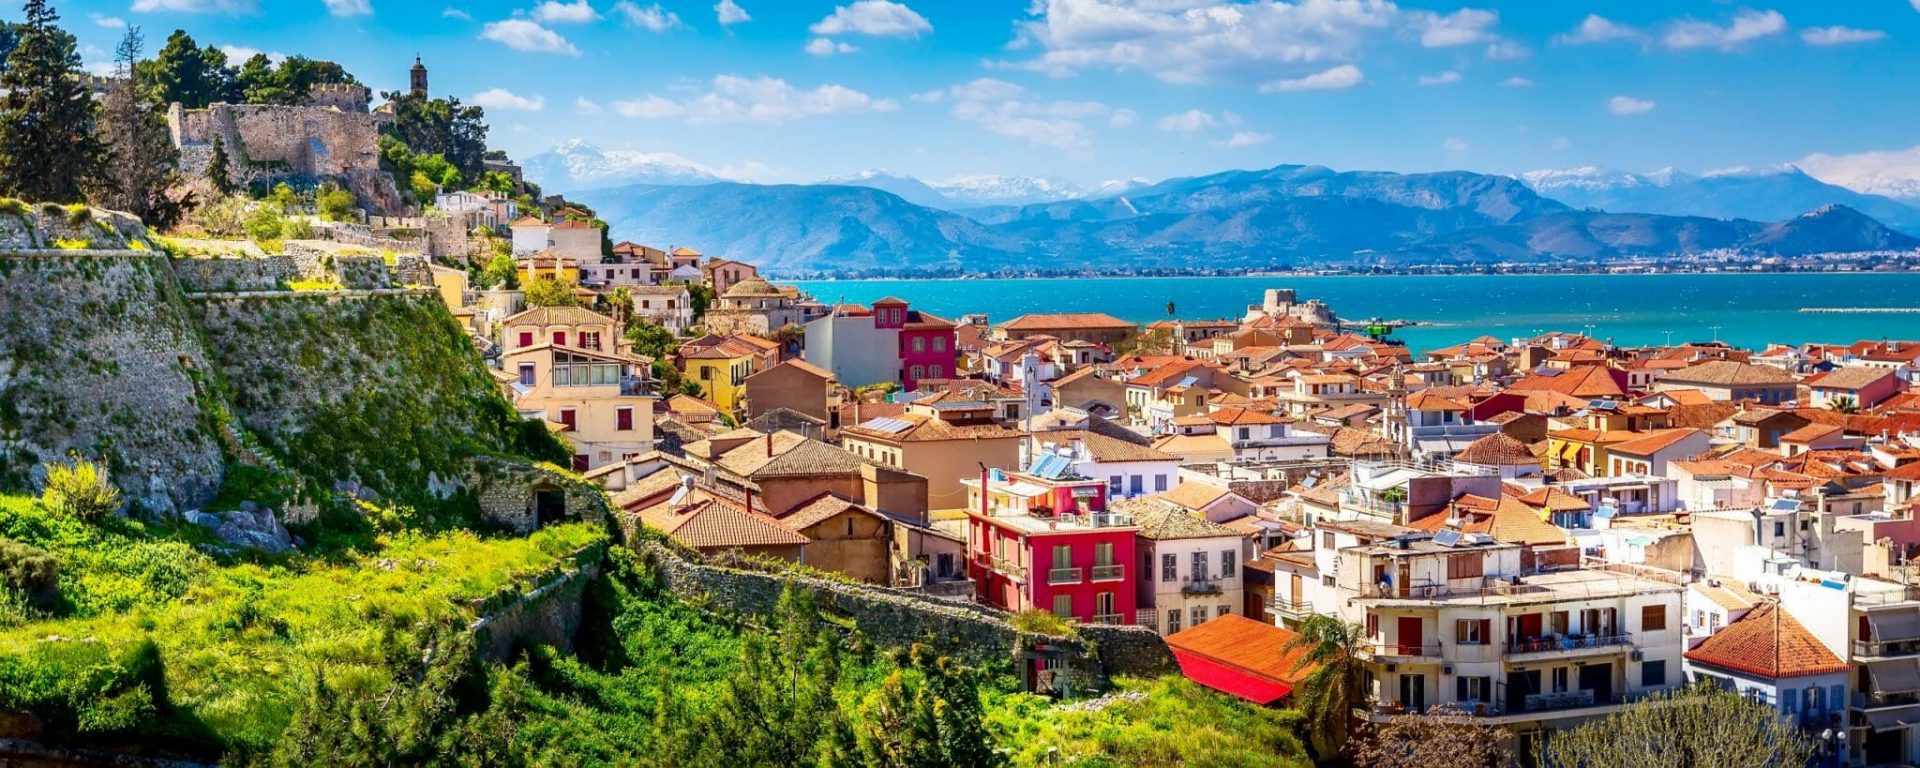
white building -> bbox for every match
[1124,499,1248,636]
[628,284,693,334]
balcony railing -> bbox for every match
[1183,576,1224,595]
[1091,564,1125,581]
[1356,578,1553,601]
[1048,567,1083,585]
[1505,634,1634,655]
[1090,613,1125,625]
[990,556,1028,581]
[1363,642,1443,660]
[1854,691,1920,710]
[1268,598,1314,619]
[1854,639,1920,659]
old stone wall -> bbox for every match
[169,255,299,293]
[471,458,612,533]
[640,542,1173,677]
[471,556,603,662]
[282,241,398,289]
[0,251,225,514]
[392,255,434,287]
[420,214,473,261]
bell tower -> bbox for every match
[410,56,428,97]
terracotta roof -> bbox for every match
[1661,360,1798,387]
[1514,487,1591,512]
[1043,429,1175,462]
[1781,423,1845,444]
[635,490,809,549]
[1150,433,1231,457]
[501,305,619,327]
[1330,427,1398,457]
[1508,365,1628,399]
[1118,499,1242,540]
[1129,360,1208,388]
[1684,603,1849,679]
[721,276,783,297]
[1164,615,1315,704]
[1453,433,1539,466]
[842,413,1023,442]
[999,312,1136,331]
[1692,581,1762,612]
[1156,481,1236,512]
[1406,390,1469,411]
[777,492,886,531]
[1809,366,1896,391]
[1484,496,1570,546]
[748,358,834,382]
[1608,428,1704,457]
[751,438,868,478]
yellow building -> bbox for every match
[500,343,656,472]
[518,248,582,284]
[678,335,777,417]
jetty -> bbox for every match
[1799,307,1920,314]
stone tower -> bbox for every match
[410,56,428,97]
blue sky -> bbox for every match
[25,0,1920,191]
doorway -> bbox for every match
[534,490,566,528]
[1578,662,1613,704]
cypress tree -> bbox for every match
[88,26,182,226]
[0,0,102,203]
[206,134,234,196]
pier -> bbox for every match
[1799,308,1920,314]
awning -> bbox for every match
[1865,704,1920,731]
[1869,611,1920,644]
[1170,649,1293,705]
[1866,658,1920,695]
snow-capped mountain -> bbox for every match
[822,171,1095,209]
[1796,146,1920,201]
[1519,164,1920,233]
[520,140,725,192]
[817,170,954,209]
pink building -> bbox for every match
[963,461,1140,625]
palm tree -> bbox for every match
[1828,395,1859,414]
[1285,614,1370,760]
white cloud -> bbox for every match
[1260,64,1364,93]
[909,89,945,103]
[1484,40,1529,60]
[1551,137,1570,150]
[615,75,898,124]
[1554,14,1643,45]
[322,0,371,17]
[574,97,603,115]
[715,0,750,25]
[615,1,682,31]
[1417,70,1460,86]
[1008,0,1403,84]
[220,45,286,64]
[481,19,581,55]
[1608,95,1656,115]
[1500,76,1532,87]
[1913,0,1920,12]
[1443,136,1468,153]
[1797,144,1920,198]
[1801,26,1885,45]
[1663,9,1786,50]
[1214,130,1271,148]
[1412,8,1498,48]
[1155,109,1216,133]
[91,14,127,28]
[810,0,931,38]
[941,78,1116,153]
[443,7,472,21]
[533,0,599,23]
[472,88,546,111]
[805,37,859,55]
[130,0,256,13]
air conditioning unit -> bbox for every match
[1386,663,1397,672]
[1443,664,1455,675]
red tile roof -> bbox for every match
[1165,615,1315,705]
[1683,603,1848,678]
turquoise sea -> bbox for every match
[788,273,1920,354]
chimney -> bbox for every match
[765,431,774,457]
[980,464,991,519]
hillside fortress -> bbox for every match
[164,64,420,215]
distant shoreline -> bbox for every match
[780,267,1911,283]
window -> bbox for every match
[1456,619,1491,645]
[1237,427,1250,440]
[641,300,652,309]
[1642,660,1667,687]
[517,331,534,347]
[553,331,568,346]
[1096,592,1116,618]
[1110,476,1123,495]
[910,365,925,381]
[700,366,712,381]
[912,337,926,352]
[1551,611,1570,636]
[517,363,535,386]
[1457,676,1490,702]
[1190,605,1209,627]
[1095,542,1115,567]
[1053,594,1073,618]
[580,331,601,350]
[933,336,946,351]
[1220,552,1237,579]
[1167,609,1182,634]
[1773,521,1786,538]
[1052,544,1072,570]
[571,454,589,472]
[1323,574,1336,587]
[1154,475,1168,492]
[1447,553,1484,579]
[1641,604,1667,631]
[1130,475,1144,495]
[1162,553,1177,582]
[616,407,634,431]
[1216,605,1231,619]
[558,408,577,431]
[1552,667,1569,693]
[1191,551,1210,580]
[1365,613,1379,637]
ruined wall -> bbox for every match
[168,102,407,216]
[282,241,398,289]
[471,543,607,661]
[0,249,224,514]
[169,254,299,293]
[189,290,531,505]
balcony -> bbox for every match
[1855,639,1920,660]
[1048,567,1083,585]
[1504,634,1633,659]
[1363,642,1443,662]
[1090,613,1126,625]
[1268,598,1314,620]
[989,556,1028,582]
[1183,576,1224,595]
[1091,564,1125,582]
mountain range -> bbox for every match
[1518,165,1920,234]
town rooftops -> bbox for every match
[1205,407,1289,426]
[635,489,810,549]
[1452,433,1538,466]
[502,305,618,327]
[722,276,783,298]
[1156,481,1236,511]
[1118,499,1242,540]
[998,312,1136,331]
[841,412,1023,442]
[1683,603,1849,679]
[1607,428,1704,457]
[1810,365,1896,391]
[1660,360,1798,386]
[1042,429,1174,463]
[746,358,834,382]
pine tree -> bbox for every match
[206,134,234,196]
[88,26,182,226]
[0,0,102,203]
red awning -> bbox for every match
[1170,648,1294,705]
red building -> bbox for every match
[963,458,1140,625]
[874,297,959,391]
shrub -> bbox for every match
[0,540,58,609]
[244,206,285,242]
[40,457,120,522]
[0,198,28,217]
[316,183,358,222]
[279,217,314,240]
[1007,608,1075,637]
